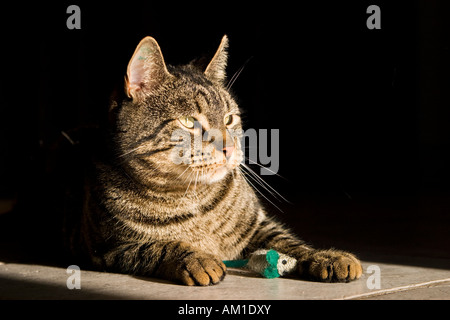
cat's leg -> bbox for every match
[102,240,226,286]
[247,215,362,282]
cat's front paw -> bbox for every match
[297,249,362,282]
[178,252,227,286]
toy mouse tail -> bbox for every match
[223,259,249,268]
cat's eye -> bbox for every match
[179,116,196,129]
[224,115,233,126]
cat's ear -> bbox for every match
[204,35,229,85]
[125,36,172,100]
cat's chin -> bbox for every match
[182,162,238,185]
[206,166,229,184]
[187,165,230,185]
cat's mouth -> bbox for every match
[189,162,226,172]
[184,160,238,184]
[188,162,228,184]
[174,145,242,185]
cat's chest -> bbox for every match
[139,196,261,258]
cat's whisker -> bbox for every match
[144,163,163,179]
[240,165,281,202]
[226,56,253,90]
[245,157,288,181]
[117,144,148,158]
[240,163,291,204]
[170,169,194,213]
[194,171,200,190]
[201,166,205,185]
[183,170,196,198]
[177,166,191,181]
[237,167,284,213]
[183,168,196,185]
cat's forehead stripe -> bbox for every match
[219,90,231,113]
[194,86,233,115]
[195,114,211,131]
[194,90,209,114]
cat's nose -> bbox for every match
[223,146,235,160]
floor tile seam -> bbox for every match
[339,278,450,300]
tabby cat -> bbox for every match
[69,35,362,285]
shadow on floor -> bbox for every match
[0,275,124,300]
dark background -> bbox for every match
[1,1,449,265]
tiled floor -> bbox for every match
[1,257,449,300]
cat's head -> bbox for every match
[114,36,243,189]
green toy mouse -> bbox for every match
[223,249,297,279]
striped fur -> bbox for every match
[69,36,362,285]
